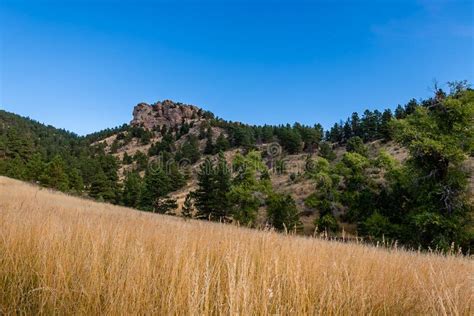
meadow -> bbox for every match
[0,176,472,315]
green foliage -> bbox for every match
[154,196,178,214]
[122,172,143,208]
[266,193,302,232]
[315,213,339,234]
[182,194,194,218]
[276,127,302,154]
[89,169,115,201]
[346,136,368,157]
[40,155,69,191]
[215,133,230,153]
[134,151,149,171]
[360,212,394,239]
[318,142,336,161]
[204,128,215,155]
[193,154,232,220]
[140,165,171,211]
[176,135,201,164]
[231,152,272,216]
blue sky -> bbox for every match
[1,0,473,135]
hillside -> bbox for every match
[0,176,472,314]
[1,87,473,250]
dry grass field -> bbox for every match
[0,176,472,315]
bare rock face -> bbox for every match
[131,100,204,130]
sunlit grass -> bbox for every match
[0,176,472,315]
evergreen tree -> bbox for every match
[193,157,216,219]
[351,112,361,137]
[176,135,201,164]
[25,153,45,181]
[346,136,368,157]
[266,193,301,232]
[318,142,336,161]
[214,133,230,153]
[89,169,115,201]
[154,196,178,214]
[122,152,133,164]
[68,168,84,192]
[394,105,406,119]
[204,128,215,155]
[122,172,142,208]
[182,194,194,218]
[140,165,171,211]
[41,155,69,191]
[391,89,474,249]
[380,109,393,140]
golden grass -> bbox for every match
[0,176,472,315]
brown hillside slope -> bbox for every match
[1,176,471,315]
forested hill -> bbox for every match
[1,81,473,252]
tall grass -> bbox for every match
[0,176,472,315]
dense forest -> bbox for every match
[1,81,472,251]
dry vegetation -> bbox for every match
[0,176,472,315]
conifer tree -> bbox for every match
[215,133,230,153]
[266,193,301,232]
[204,128,215,155]
[140,165,171,211]
[182,194,194,218]
[122,172,142,208]
[41,155,69,191]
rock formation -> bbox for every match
[131,100,205,130]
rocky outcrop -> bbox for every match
[131,100,204,130]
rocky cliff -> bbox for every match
[131,100,205,130]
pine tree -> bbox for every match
[394,105,406,119]
[214,133,230,153]
[351,112,361,137]
[176,135,201,164]
[89,169,114,201]
[318,142,336,161]
[154,196,178,214]
[122,172,142,208]
[41,155,69,191]
[380,109,393,140]
[214,152,232,219]
[25,153,45,181]
[346,136,368,157]
[204,128,215,155]
[267,193,301,232]
[182,194,194,218]
[140,165,171,211]
[122,152,133,164]
[193,157,216,219]
[68,168,84,192]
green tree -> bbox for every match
[346,136,368,157]
[25,153,45,181]
[182,194,194,218]
[391,89,474,249]
[122,172,142,208]
[154,196,178,214]
[204,128,215,155]
[215,133,230,153]
[315,213,339,234]
[41,155,69,191]
[176,135,201,164]
[318,142,336,161]
[267,193,301,232]
[193,153,232,221]
[140,165,171,211]
[68,168,84,192]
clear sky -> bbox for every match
[1,0,473,135]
